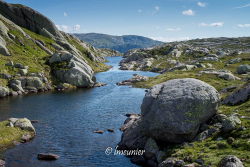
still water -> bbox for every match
[0,57,157,167]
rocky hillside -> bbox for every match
[118,37,250,166]
[0,1,110,98]
[74,33,164,53]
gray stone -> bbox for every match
[14,118,36,132]
[221,114,241,133]
[237,64,250,74]
[0,73,11,79]
[156,151,165,164]
[200,57,219,61]
[141,78,220,143]
[0,86,9,97]
[158,157,185,167]
[223,83,250,105]
[228,58,242,64]
[195,127,220,141]
[9,118,18,124]
[144,138,159,155]
[0,37,10,56]
[0,1,64,40]
[218,155,244,167]
[49,51,95,87]
[14,63,26,69]
[5,61,14,67]
[118,118,147,150]
[10,79,24,92]
[19,68,28,76]
[26,77,43,89]
[117,74,149,86]
[218,73,239,81]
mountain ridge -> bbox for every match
[74,33,164,53]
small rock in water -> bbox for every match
[107,129,114,133]
[0,160,5,167]
[31,120,39,123]
[93,82,107,87]
[37,153,60,160]
[13,141,21,145]
[93,130,104,134]
[21,134,33,143]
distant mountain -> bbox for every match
[74,33,164,53]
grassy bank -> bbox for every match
[0,120,33,157]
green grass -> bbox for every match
[162,100,250,166]
[0,121,33,156]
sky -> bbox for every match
[4,0,250,42]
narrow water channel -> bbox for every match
[0,56,157,167]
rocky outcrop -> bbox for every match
[218,155,244,167]
[116,74,149,86]
[200,69,240,81]
[9,118,36,133]
[49,51,95,87]
[140,78,220,143]
[223,83,250,105]
[0,0,64,40]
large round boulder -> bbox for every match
[141,78,220,143]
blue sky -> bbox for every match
[4,0,250,42]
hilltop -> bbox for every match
[0,0,111,98]
[74,33,164,53]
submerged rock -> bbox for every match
[140,78,220,143]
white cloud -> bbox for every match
[182,9,195,16]
[151,36,190,42]
[73,24,81,31]
[155,6,160,11]
[235,3,250,9]
[197,2,206,7]
[199,22,224,27]
[138,9,142,13]
[56,25,69,32]
[56,24,81,32]
[238,24,250,28]
[63,12,68,17]
[152,6,160,15]
[166,27,181,32]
